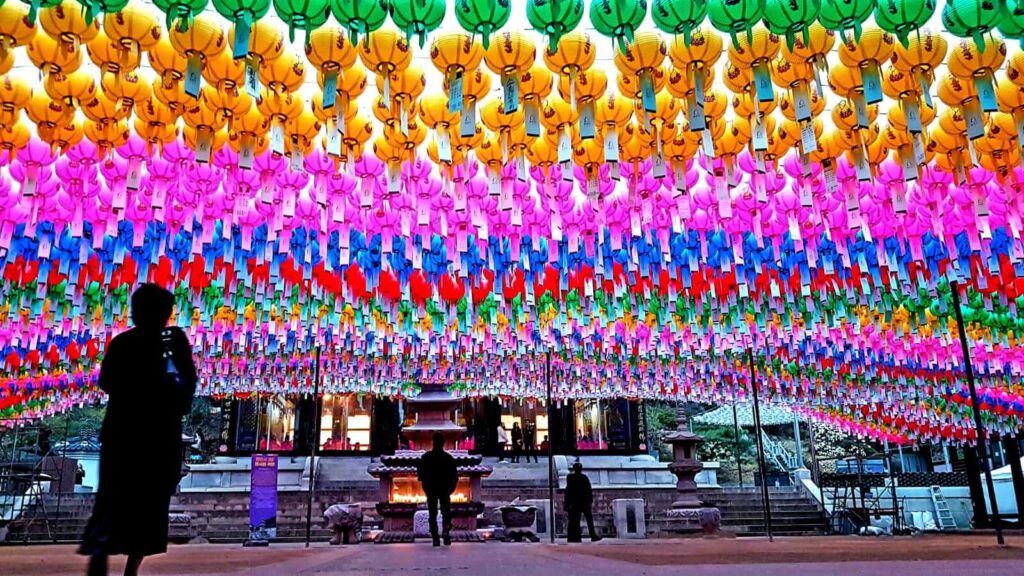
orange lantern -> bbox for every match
[837,27,894,111]
[26,32,82,77]
[227,20,284,99]
[519,65,553,138]
[230,105,269,168]
[444,66,490,139]
[374,65,426,139]
[169,15,226,98]
[359,28,412,107]
[727,27,780,106]
[42,69,94,109]
[557,69,606,140]
[484,31,535,115]
[84,118,130,154]
[543,31,595,111]
[0,75,32,126]
[946,38,1006,116]
[82,88,129,125]
[614,30,667,118]
[102,4,162,69]
[26,91,73,132]
[257,86,302,156]
[305,25,356,110]
[149,37,187,88]
[0,121,30,160]
[87,31,140,75]
[39,2,99,53]
[539,96,578,171]
[594,92,634,170]
[202,49,245,95]
[38,118,81,152]
[0,3,38,62]
[430,31,483,115]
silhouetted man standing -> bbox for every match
[565,462,601,543]
[417,432,458,546]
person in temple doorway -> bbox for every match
[523,421,538,463]
[564,461,601,543]
[417,432,459,547]
[510,422,523,463]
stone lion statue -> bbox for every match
[323,503,363,545]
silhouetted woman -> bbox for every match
[80,284,197,576]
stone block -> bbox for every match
[611,499,646,539]
[412,510,443,538]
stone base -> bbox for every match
[662,507,721,536]
[503,527,540,542]
[374,530,484,544]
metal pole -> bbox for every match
[546,350,556,543]
[884,439,900,534]
[950,280,1005,545]
[792,416,804,469]
[808,420,821,487]
[748,348,773,542]
[732,401,744,487]
[304,344,322,548]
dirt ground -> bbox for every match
[564,534,1024,566]
[3,534,1023,575]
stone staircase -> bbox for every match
[709,486,827,537]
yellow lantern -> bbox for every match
[169,15,226,98]
[374,65,426,138]
[780,22,834,96]
[134,117,178,150]
[614,30,667,117]
[557,69,606,140]
[359,28,412,106]
[84,118,130,153]
[202,85,252,129]
[519,65,552,138]
[0,121,30,160]
[305,26,356,110]
[26,32,82,76]
[0,75,32,126]
[149,38,188,87]
[102,70,150,113]
[229,105,269,168]
[484,31,535,115]
[26,91,73,131]
[182,124,226,161]
[946,38,1006,116]
[38,118,81,152]
[202,49,245,95]
[727,27,781,105]
[102,4,162,68]
[227,20,285,99]
[539,96,578,169]
[135,98,180,128]
[39,2,99,53]
[87,32,139,75]
[543,31,595,111]
[0,3,38,61]
[429,31,483,116]
[82,88,129,125]
[153,76,191,114]
[837,27,894,111]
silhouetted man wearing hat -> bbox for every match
[417,432,458,546]
[564,461,601,542]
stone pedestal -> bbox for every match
[664,507,722,535]
[500,506,539,542]
[611,499,646,538]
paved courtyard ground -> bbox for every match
[4,535,1024,576]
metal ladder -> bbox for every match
[929,485,957,531]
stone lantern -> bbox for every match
[663,403,720,534]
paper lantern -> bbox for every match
[305,26,356,110]
[818,0,874,41]
[454,0,510,50]
[484,32,535,113]
[330,0,388,47]
[0,75,32,126]
[26,33,82,77]
[651,0,707,45]
[763,0,820,51]
[359,28,412,105]
[430,32,483,114]
[212,0,271,60]
[0,4,38,61]
[272,0,330,43]
[39,2,100,53]
[998,0,1024,48]
[390,0,446,49]
[873,0,936,47]
[87,31,139,74]
[543,31,595,111]
[942,0,1000,51]
[526,0,583,53]
[169,15,227,98]
[708,0,765,48]
[202,50,244,94]
[154,0,209,32]
[589,0,648,54]
[43,70,95,108]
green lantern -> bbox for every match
[942,0,1000,51]
[331,0,389,47]
[590,0,648,54]
[762,0,821,50]
[212,0,272,58]
[76,0,130,26]
[273,0,330,43]
[873,0,935,47]
[390,0,446,49]
[708,0,766,47]
[818,0,875,42]
[154,0,210,32]
[651,0,708,46]
[526,0,584,53]
[455,0,510,50]
[997,0,1024,48]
